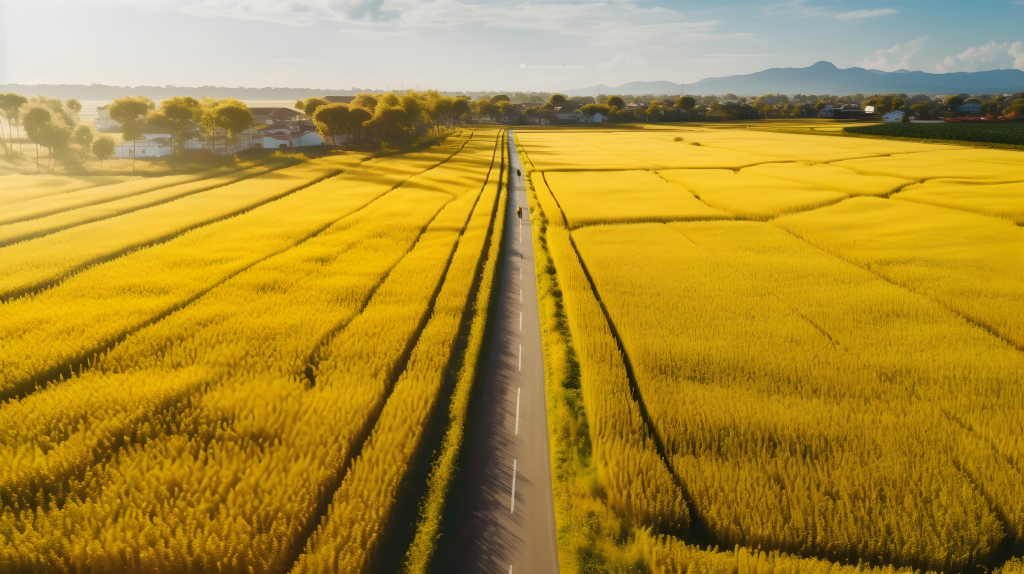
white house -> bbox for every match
[258,130,329,149]
[113,125,185,158]
[818,105,834,118]
[882,110,905,123]
[863,105,876,113]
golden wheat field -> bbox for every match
[515,127,1024,574]
[0,129,508,573]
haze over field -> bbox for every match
[2,0,1023,91]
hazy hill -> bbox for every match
[566,62,1024,97]
[0,84,382,101]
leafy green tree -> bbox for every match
[108,95,155,171]
[474,98,499,121]
[943,95,964,111]
[74,125,94,154]
[92,135,115,168]
[351,94,379,113]
[313,103,351,144]
[891,97,907,111]
[65,98,82,121]
[215,99,254,153]
[496,100,515,124]
[675,96,696,120]
[22,104,72,173]
[348,107,372,141]
[547,94,568,107]
[814,100,827,112]
[0,93,28,153]
[490,94,510,103]
[148,96,200,156]
[296,97,330,119]
[606,95,625,109]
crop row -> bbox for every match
[0,130,503,572]
[0,136,470,402]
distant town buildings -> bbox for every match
[95,105,326,158]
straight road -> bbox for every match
[439,131,559,574]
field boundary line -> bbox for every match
[562,231,712,542]
[0,163,294,247]
[775,224,1024,353]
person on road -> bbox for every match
[517,206,522,220]
[517,169,521,177]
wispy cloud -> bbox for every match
[861,37,926,71]
[762,1,898,21]
[836,8,898,21]
[936,40,1024,72]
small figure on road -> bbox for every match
[517,206,523,220]
[517,169,521,177]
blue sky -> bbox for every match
[1,0,1022,91]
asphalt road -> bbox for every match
[440,131,560,574]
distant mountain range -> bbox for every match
[565,61,1024,97]
[0,84,383,101]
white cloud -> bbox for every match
[861,37,926,71]
[936,40,1024,72]
[835,8,898,21]
[763,1,898,21]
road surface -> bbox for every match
[439,131,559,574]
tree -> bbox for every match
[722,92,738,102]
[0,93,28,154]
[65,98,82,121]
[891,97,907,111]
[910,102,931,120]
[215,100,254,154]
[74,125,94,154]
[348,107,372,141]
[296,97,330,119]
[22,104,72,173]
[547,94,568,107]
[490,94,511,103]
[580,103,610,123]
[92,135,115,168]
[814,100,827,112]
[474,98,499,121]
[351,94,379,113]
[943,95,964,111]
[108,95,154,172]
[606,95,625,109]
[313,103,351,144]
[675,96,696,120]
[496,100,515,124]
[148,96,200,156]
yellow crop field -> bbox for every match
[0,173,138,206]
[894,179,1024,224]
[0,156,365,300]
[0,163,283,246]
[659,169,848,220]
[0,129,510,573]
[0,169,233,225]
[543,170,728,228]
[516,126,1024,574]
